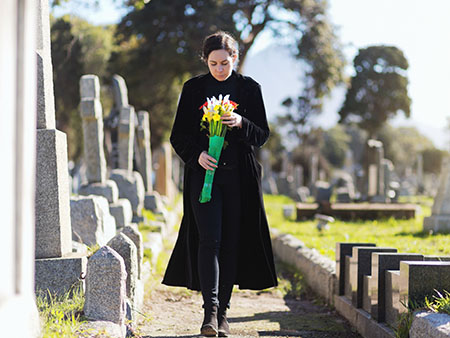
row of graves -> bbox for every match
[33,1,178,335]
[335,242,450,337]
[261,139,441,222]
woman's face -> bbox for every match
[207,49,237,81]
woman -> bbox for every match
[162,31,277,337]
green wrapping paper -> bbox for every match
[199,135,225,203]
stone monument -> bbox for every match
[424,160,450,233]
[34,0,87,297]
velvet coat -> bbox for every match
[162,71,278,291]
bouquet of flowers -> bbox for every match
[198,94,238,203]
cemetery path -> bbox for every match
[136,264,362,338]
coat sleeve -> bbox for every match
[170,83,204,168]
[237,83,270,148]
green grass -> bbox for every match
[264,194,450,260]
[36,287,87,338]
[426,290,450,315]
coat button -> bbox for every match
[223,162,227,166]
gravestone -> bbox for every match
[416,153,424,193]
[260,149,278,194]
[309,153,319,188]
[118,106,135,175]
[369,252,423,322]
[382,159,394,201]
[79,75,107,183]
[110,169,145,219]
[1,0,40,334]
[424,160,450,233]
[136,110,152,192]
[34,0,87,297]
[122,225,144,280]
[399,261,450,310]
[348,246,397,307]
[336,243,376,296]
[110,198,133,229]
[70,195,116,246]
[365,139,385,201]
[84,246,127,330]
[107,233,138,303]
[154,142,175,200]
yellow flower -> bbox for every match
[212,113,221,122]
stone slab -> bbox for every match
[362,275,372,313]
[84,246,127,324]
[334,295,395,338]
[370,253,423,322]
[35,129,72,259]
[122,224,144,279]
[399,261,450,310]
[336,242,376,295]
[144,192,166,213]
[385,270,401,327]
[145,232,164,268]
[71,195,116,247]
[110,169,145,217]
[107,233,138,302]
[78,180,119,203]
[35,253,87,297]
[423,215,450,233]
[110,198,133,229]
[80,320,126,338]
[349,246,397,308]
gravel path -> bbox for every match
[136,265,361,338]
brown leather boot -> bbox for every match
[217,307,230,337]
[201,305,218,337]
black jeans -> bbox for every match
[190,167,241,310]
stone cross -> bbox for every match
[136,110,153,192]
[35,0,72,259]
[118,106,135,175]
[79,75,107,184]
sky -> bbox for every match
[53,0,450,149]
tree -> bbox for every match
[320,125,350,168]
[422,148,447,174]
[110,0,345,147]
[339,45,411,138]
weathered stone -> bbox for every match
[118,106,135,173]
[110,169,145,217]
[110,198,133,229]
[84,246,127,325]
[370,253,423,322]
[144,192,165,213]
[112,74,129,109]
[35,129,72,259]
[35,254,87,297]
[136,111,153,193]
[80,320,126,338]
[154,142,174,200]
[78,180,119,203]
[410,311,450,338]
[335,242,375,296]
[107,233,138,301]
[79,75,107,184]
[36,0,55,129]
[121,224,144,279]
[399,261,450,310]
[70,195,116,246]
[349,246,397,308]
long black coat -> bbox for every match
[162,71,278,291]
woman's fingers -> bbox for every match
[221,113,242,127]
[198,151,218,171]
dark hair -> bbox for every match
[201,31,239,63]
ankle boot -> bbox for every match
[217,307,230,337]
[201,305,218,337]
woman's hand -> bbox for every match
[221,112,242,128]
[198,151,218,171]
